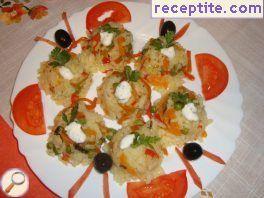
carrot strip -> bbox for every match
[68,162,94,198]
[174,23,190,41]
[175,147,202,189]
[60,132,75,145]
[34,36,62,49]
[159,18,165,34]
[162,147,168,156]
[69,37,89,51]
[77,98,97,110]
[62,12,75,42]
[203,150,226,165]
[103,172,110,198]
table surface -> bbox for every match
[0,0,263,197]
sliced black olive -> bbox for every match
[55,29,72,48]
[160,21,176,36]
[183,142,203,160]
[94,153,113,173]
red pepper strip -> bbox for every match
[174,23,190,41]
[154,113,163,123]
[62,12,75,43]
[132,52,142,58]
[182,50,195,81]
[103,172,110,198]
[68,162,94,198]
[175,147,203,189]
[183,71,195,81]
[71,93,79,106]
[91,34,100,55]
[102,57,111,64]
[102,69,113,74]
[2,7,13,12]
[34,36,62,49]
[146,104,152,119]
[62,152,70,162]
[203,150,226,165]
[159,18,165,34]
[145,149,159,158]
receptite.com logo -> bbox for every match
[1,169,29,197]
[152,0,263,18]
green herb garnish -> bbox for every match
[150,106,157,113]
[66,145,72,154]
[150,31,175,50]
[131,133,161,149]
[76,119,86,125]
[105,128,118,141]
[169,92,192,111]
[134,119,144,126]
[62,113,69,124]
[69,103,79,123]
[49,47,71,67]
[124,66,140,82]
[100,23,120,34]
[165,31,175,47]
[181,128,189,135]
[113,82,120,89]
[150,39,163,50]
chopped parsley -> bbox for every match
[131,133,161,149]
[100,23,120,34]
[150,106,157,113]
[49,47,71,67]
[150,31,175,51]
[62,103,79,124]
[105,128,118,141]
[169,92,193,111]
[124,66,140,82]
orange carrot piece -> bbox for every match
[60,132,75,145]
[159,18,165,34]
[62,12,75,42]
[162,147,168,156]
[203,150,226,165]
[34,36,62,49]
[76,97,97,110]
[186,50,192,72]
[69,37,89,51]
[103,172,110,198]
[174,23,190,41]
[175,147,203,189]
[68,162,94,198]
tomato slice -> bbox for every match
[195,53,229,100]
[86,1,131,31]
[127,170,187,198]
[12,84,46,135]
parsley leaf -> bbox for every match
[165,31,174,47]
[131,133,161,149]
[76,119,86,125]
[113,82,120,89]
[100,23,120,34]
[124,66,141,82]
[150,106,157,113]
[151,39,163,50]
[69,103,79,123]
[49,47,71,67]
[62,113,69,124]
[105,128,118,141]
[169,92,193,110]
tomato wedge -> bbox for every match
[86,1,131,31]
[127,170,187,198]
[195,53,229,100]
[12,84,46,135]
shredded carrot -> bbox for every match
[103,172,110,198]
[146,104,152,119]
[34,36,62,49]
[69,37,89,51]
[175,147,202,189]
[102,69,113,74]
[159,18,165,34]
[140,78,151,100]
[146,74,168,89]
[68,162,94,198]
[174,23,190,41]
[167,122,181,136]
[186,50,192,72]
[77,98,97,110]
[62,12,75,42]
[60,132,75,145]
[119,153,137,176]
[162,58,170,70]
[203,150,225,165]
[183,71,195,81]
[118,114,131,124]
[83,128,96,136]
[202,131,207,138]
[132,52,142,58]
[162,147,168,156]
[62,152,70,162]
[164,108,176,120]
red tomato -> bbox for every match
[127,170,187,198]
[12,84,46,135]
[86,1,131,31]
[145,149,159,158]
[195,53,229,100]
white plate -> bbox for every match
[11,2,243,197]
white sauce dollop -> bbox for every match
[59,66,74,80]
[182,103,199,121]
[114,81,132,104]
[100,31,114,46]
[120,134,135,149]
[65,122,86,143]
[161,46,175,59]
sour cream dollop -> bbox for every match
[182,103,199,121]
[65,122,86,143]
[59,66,74,80]
[161,46,175,59]
[120,134,135,149]
[100,31,114,46]
[114,81,132,104]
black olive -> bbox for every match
[160,21,176,36]
[183,142,203,161]
[94,153,113,173]
[55,29,72,48]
